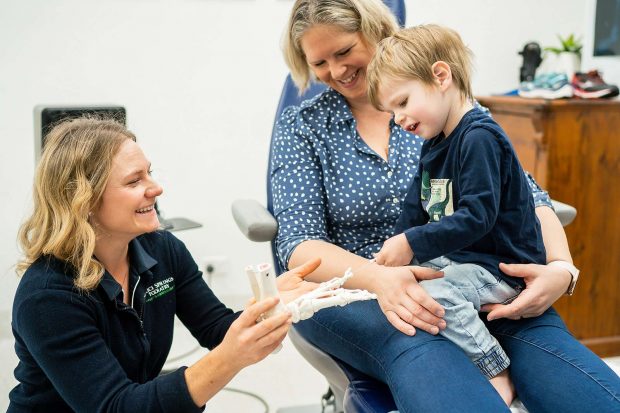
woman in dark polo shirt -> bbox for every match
[9,117,319,412]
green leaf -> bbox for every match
[545,33,583,56]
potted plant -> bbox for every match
[542,34,583,78]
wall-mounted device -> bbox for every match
[33,105,201,232]
[34,105,126,163]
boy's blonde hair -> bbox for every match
[283,0,399,93]
[367,24,474,109]
[17,117,135,291]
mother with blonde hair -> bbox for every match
[9,117,320,412]
[272,0,620,411]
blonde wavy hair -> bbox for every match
[283,0,399,93]
[17,117,135,291]
[367,24,474,109]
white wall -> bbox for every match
[0,0,292,312]
[0,0,597,325]
[1,0,610,408]
[407,0,595,93]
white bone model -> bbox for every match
[245,263,377,323]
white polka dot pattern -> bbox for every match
[270,89,422,267]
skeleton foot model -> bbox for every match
[245,263,377,323]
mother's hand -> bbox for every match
[276,258,321,305]
[482,262,572,321]
[372,265,445,336]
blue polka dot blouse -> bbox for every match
[270,88,552,270]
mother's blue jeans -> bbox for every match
[295,301,620,413]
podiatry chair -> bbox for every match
[231,0,576,410]
[232,196,575,413]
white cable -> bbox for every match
[222,386,269,413]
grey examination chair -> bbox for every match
[232,199,576,413]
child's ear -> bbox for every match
[431,61,452,90]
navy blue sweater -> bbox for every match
[9,231,240,412]
[395,108,546,288]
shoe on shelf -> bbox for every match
[518,72,574,99]
[572,70,619,99]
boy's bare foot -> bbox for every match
[489,369,516,406]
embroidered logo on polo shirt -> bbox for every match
[145,277,175,302]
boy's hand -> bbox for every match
[374,234,414,267]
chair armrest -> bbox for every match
[231,199,278,242]
[551,199,577,227]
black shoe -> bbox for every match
[519,42,543,82]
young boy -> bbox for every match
[366,24,547,405]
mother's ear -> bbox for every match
[431,61,452,91]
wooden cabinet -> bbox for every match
[477,96,620,357]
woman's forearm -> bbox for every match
[184,347,242,407]
[482,205,574,319]
[184,298,291,407]
[289,240,384,291]
[290,240,446,335]
[536,205,573,264]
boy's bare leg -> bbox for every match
[489,369,516,406]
